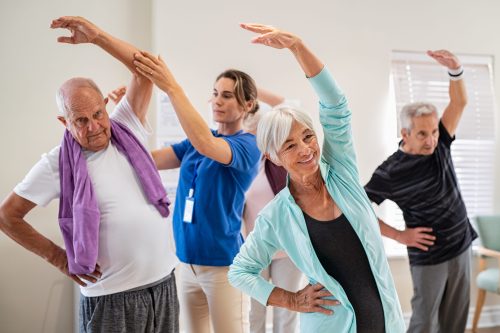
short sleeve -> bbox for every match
[224,133,261,172]
[171,138,191,162]
[438,120,455,148]
[364,164,393,205]
[13,146,61,207]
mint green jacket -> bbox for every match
[228,67,405,333]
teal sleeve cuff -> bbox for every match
[253,279,277,306]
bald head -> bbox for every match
[56,78,104,118]
[56,77,111,152]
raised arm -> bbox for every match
[133,52,234,164]
[241,24,357,178]
[50,16,153,124]
[427,50,467,137]
[0,193,101,286]
[257,88,285,107]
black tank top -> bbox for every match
[304,212,385,333]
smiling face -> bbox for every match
[275,120,320,179]
[58,86,111,152]
[401,113,439,155]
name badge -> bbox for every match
[183,189,194,223]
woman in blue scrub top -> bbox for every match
[133,52,260,333]
[228,24,405,333]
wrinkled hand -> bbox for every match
[240,23,301,50]
[52,247,102,287]
[133,51,175,92]
[108,86,127,104]
[396,227,435,251]
[427,50,461,70]
[50,16,101,44]
[290,283,340,315]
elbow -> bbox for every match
[454,95,468,110]
[192,136,216,158]
[227,260,249,291]
[0,203,12,234]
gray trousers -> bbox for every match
[79,271,179,333]
[407,248,471,333]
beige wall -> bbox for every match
[0,0,499,332]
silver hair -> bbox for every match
[55,78,103,118]
[399,102,438,131]
[256,106,315,161]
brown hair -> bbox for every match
[216,69,260,115]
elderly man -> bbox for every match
[0,16,179,333]
[365,50,477,333]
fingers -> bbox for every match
[92,265,103,278]
[134,59,154,74]
[311,298,339,316]
[312,305,334,315]
[416,227,433,233]
[50,16,78,29]
[57,36,75,44]
[317,289,333,298]
[251,33,275,45]
[135,66,152,79]
[134,53,159,73]
[108,86,126,103]
[143,51,160,64]
[70,275,87,287]
[414,243,429,251]
[135,63,155,80]
[240,23,274,34]
[417,239,435,246]
[77,273,100,283]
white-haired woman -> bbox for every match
[228,24,405,333]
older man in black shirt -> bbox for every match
[365,50,477,333]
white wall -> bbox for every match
[0,0,499,332]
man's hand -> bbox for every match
[427,50,461,70]
[51,247,102,287]
[50,16,101,44]
[108,86,127,105]
[289,283,340,315]
[396,227,436,251]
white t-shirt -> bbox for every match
[14,98,179,297]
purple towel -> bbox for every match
[58,119,170,275]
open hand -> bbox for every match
[240,23,301,50]
[108,86,127,104]
[50,16,101,44]
[290,283,340,315]
[396,227,436,251]
[427,50,461,70]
